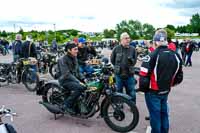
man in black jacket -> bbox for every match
[58,43,85,114]
[139,29,183,133]
[111,32,137,102]
[12,34,23,62]
[77,41,95,74]
[22,35,37,58]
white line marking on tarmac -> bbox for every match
[146,126,152,133]
[128,131,138,133]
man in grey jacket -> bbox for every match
[111,32,137,102]
[58,43,85,114]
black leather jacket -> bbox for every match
[111,45,137,77]
[22,41,37,58]
[58,54,84,85]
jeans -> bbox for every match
[115,75,136,102]
[13,54,20,62]
[62,81,85,108]
[30,64,38,81]
[79,65,94,74]
[185,52,193,66]
[145,92,169,133]
[5,45,9,54]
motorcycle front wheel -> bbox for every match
[102,96,139,133]
[22,69,39,92]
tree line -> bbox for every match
[0,13,199,43]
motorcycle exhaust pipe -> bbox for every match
[39,101,63,114]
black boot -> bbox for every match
[63,103,76,115]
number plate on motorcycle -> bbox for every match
[23,60,30,65]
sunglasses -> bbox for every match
[124,37,130,39]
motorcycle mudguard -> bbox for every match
[36,80,63,96]
[111,92,133,101]
[39,101,63,114]
[45,80,62,88]
[100,92,133,117]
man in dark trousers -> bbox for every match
[185,39,195,67]
[139,29,183,133]
[58,43,86,114]
[111,32,137,102]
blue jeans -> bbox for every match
[30,65,38,81]
[79,65,94,74]
[115,75,136,102]
[185,52,193,66]
[13,54,20,62]
[145,92,169,133]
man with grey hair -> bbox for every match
[12,34,23,62]
[111,32,137,102]
[139,29,183,133]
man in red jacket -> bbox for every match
[168,38,176,51]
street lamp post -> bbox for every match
[53,24,56,41]
[13,24,16,33]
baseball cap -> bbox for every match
[153,30,167,42]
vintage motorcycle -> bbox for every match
[0,62,17,86]
[16,58,39,92]
[37,63,139,133]
[37,52,57,75]
[0,106,17,133]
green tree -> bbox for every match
[143,23,155,40]
[78,34,87,39]
[165,28,175,39]
[103,29,115,38]
[166,24,176,31]
[115,20,142,40]
[69,29,79,36]
[190,13,200,34]
[186,24,193,33]
[176,26,187,33]
[1,30,7,37]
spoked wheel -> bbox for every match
[41,84,67,114]
[8,71,17,84]
[9,65,18,84]
[22,70,39,92]
[42,85,64,104]
[102,96,139,133]
[49,63,58,79]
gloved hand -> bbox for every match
[83,79,88,83]
[79,82,85,87]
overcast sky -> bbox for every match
[0,0,199,32]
